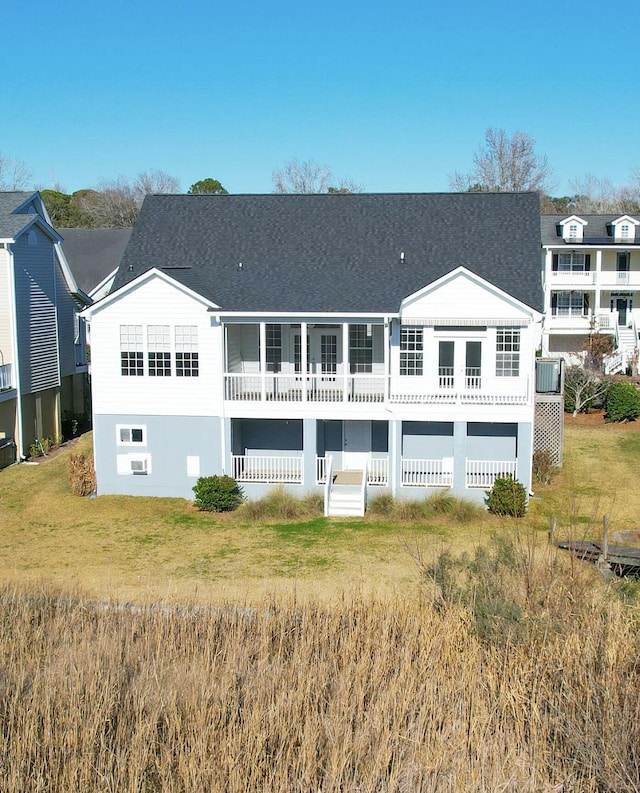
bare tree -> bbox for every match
[81,170,181,227]
[0,153,32,190]
[272,158,361,194]
[449,128,552,193]
[564,364,611,417]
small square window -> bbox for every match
[117,426,145,445]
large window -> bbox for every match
[147,325,171,376]
[400,326,423,376]
[349,324,373,373]
[265,324,282,373]
[557,253,587,272]
[120,325,144,376]
[175,325,199,377]
[552,291,588,317]
[496,328,520,377]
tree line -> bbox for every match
[2,128,639,228]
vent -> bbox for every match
[131,458,148,474]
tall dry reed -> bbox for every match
[1,564,639,792]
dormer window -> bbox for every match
[611,216,639,243]
[559,215,587,243]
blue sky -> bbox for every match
[3,0,639,196]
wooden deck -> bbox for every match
[557,540,640,576]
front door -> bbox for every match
[343,420,370,471]
[615,297,630,326]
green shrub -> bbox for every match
[193,475,244,512]
[605,381,640,422]
[485,474,527,517]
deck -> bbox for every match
[557,540,640,576]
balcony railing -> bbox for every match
[0,363,12,391]
[402,458,453,488]
[316,456,388,486]
[231,454,303,484]
[225,372,530,406]
[465,460,517,488]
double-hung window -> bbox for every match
[120,325,144,376]
[400,326,423,376]
[558,253,586,272]
[349,324,373,373]
[147,325,171,376]
[553,291,587,317]
[175,325,199,377]
[496,328,520,377]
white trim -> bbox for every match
[400,317,529,327]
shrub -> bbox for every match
[605,381,640,423]
[485,474,527,517]
[532,449,556,484]
[68,453,96,496]
[193,475,244,512]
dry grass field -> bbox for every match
[1,416,640,605]
[2,417,640,791]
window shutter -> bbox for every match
[585,254,591,271]
[551,293,557,313]
[552,254,559,272]
[583,293,589,313]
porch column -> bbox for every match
[384,318,390,402]
[342,322,349,402]
[301,321,308,401]
[595,249,602,314]
[543,250,553,314]
[221,417,232,476]
[389,419,400,497]
[516,422,533,496]
[259,322,266,401]
[303,418,317,488]
[453,421,467,492]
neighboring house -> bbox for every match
[83,192,547,514]
[541,214,640,373]
[59,228,132,301]
[0,192,90,466]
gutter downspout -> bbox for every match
[6,244,24,460]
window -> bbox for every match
[558,253,586,272]
[147,325,171,376]
[568,223,578,240]
[265,324,282,373]
[120,325,144,376]
[552,291,588,317]
[438,341,454,388]
[117,425,145,445]
[400,326,423,376]
[349,324,373,373]
[175,325,199,377]
[621,223,631,239]
[496,328,520,377]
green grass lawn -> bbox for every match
[1,417,639,604]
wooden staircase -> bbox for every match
[326,469,366,517]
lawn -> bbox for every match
[1,415,639,605]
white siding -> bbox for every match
[89,276,222,416]
[0,247,13,365]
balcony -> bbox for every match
[549,270,596,285]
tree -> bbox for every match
[188,178,228,195]
[272,158,361,194]
[563,365,611,417]
[80,170,180,227]
[40,190,94,227]
[568,174,640,215]
[0,153,32,190]
[449,128,551,193]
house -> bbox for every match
[541,213,640,373]
[82,192,546,514]
[0,192,90,466]
[59,227,132,302]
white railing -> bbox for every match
[465,460,517,489]
[324,455,333,517]
[438,366,454,389]
[402,458,453,487]
[224,373,385,403]
[231,455,303,483]
[0,363,12,391]
[368,457,388,486]
[550,271,595,283]
[465,367,482,389]
[316,456,327,484]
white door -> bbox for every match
[343,420,371,470]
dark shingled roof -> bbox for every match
[0,192,41,238]
[113,192,543,314]
[541,214,640,246]
[59,228,132,295]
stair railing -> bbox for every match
[324,454,333,517]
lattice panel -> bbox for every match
[534,396,564,467]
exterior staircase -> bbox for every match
[617,327,637,371]
[326,470,366,517]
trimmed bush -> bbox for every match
[193,475,244,512]
[485,474,527,517]
[605,381,640,423]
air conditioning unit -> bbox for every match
[130,458,148,475]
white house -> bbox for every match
[541,213,640,373]
[0,192,90,465]
[83,192,545,514]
